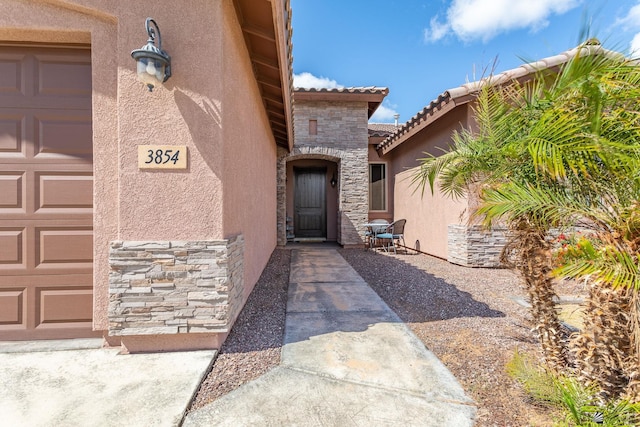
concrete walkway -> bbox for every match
[0,339,215,426]
[184,248,476,426]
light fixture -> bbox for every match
[330,173,337,188]
[131,18,171,92]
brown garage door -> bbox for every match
[0,45,98,340]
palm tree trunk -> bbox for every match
[623,291,640,402]
[509,222,570,371]
[572,282,633,401]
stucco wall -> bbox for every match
[384,105,471,258]
[220,0,277,302]
[0,0,280,349]
[394,168,468,258]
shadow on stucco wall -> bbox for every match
[174,88,223,175]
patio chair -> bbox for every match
[375,219,407,254]
[392,219,406,252]
[373,221,396,254]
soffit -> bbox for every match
[233,0,294,150]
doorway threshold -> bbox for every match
[293,237,326,243]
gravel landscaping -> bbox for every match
[190,246,566,425]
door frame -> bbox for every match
[293,167,327,238]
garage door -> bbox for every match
[0,45,98,340]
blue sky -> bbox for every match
[291,0,640,123]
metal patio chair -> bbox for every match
[391,219,407,252]
[375,219,407,254]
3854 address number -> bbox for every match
[145,148,180,165]
[138,145,188,169]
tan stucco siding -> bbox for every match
[0,0,280,338]
[384,105,472,258]
[221,0,277,301]
[394,168,467,258]
[115,2,224,241]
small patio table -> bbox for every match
[363,221,389,250]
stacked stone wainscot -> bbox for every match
[108,237,244,337]
[447,225,509,268]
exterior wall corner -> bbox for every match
[447,225,508,267]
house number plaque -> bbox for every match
[138,145,188,170]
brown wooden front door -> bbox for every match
[294,168,327,238]
[0,45,97,340]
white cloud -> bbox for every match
[617,3,640,29]
[424,16,450,43]
[424,0,579,43]
[293,72,343,89]
[631,33,640,57]
[370,103,399,123]
[617,3,640,56]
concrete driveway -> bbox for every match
[0,339,215,427]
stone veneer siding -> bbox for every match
[278,100,369,247]
[108,237,244,336]
[447,225,508,267]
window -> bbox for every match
[369,163,386,211]
[309,119,317,135]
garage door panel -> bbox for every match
[36,172,92,211]
[0,228,25,268]
[34,55,91,98]
[0,56,24,95]
[0,115,26,154]
[0,173,24,210]
[37,287,93,325]
[37,227,93,267]
[0,288,25,326]
[0,275,97,339]
[34,115,92,159]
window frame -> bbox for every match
[368,162,388,212]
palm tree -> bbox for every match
[474,46,640,401]
[413,63,573,371]
[414,40,640,393]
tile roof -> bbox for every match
[368,123,399,137]
[294,87,389,118]
[294,86,388,95]
[376,41,623,155]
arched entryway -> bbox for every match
[277,146,368,248]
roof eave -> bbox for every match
[376,42,624,156]
[271,0,294,151]
[233,0,294,151]
[376,96,464,156]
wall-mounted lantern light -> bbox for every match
[330,173,337,188]
[131,18,171,92]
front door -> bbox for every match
[294,168,326,238]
